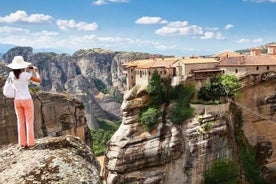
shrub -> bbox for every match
[239,147,269,184]
[203,159,239,184]
[169,101,194,125]
[139,107,160,131]
[93,77,108,94]
[90,119,120,156]
[198,74,239,101]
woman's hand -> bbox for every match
[25,67,30,72]
[33,66,39,73]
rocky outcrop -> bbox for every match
[103,72,276,183]
[1,46,33,63]
[1,47,153,128]
[0,76,92,146]
[103,86,237,184]
[0,135,100,184]
[236,72,276,177]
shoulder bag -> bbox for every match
[3,72,15,98]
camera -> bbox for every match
[29,66,33,69]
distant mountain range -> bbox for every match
[235,42,276,54]
[0,43,66,58]
[1,42,276,58]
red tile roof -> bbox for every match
[219,55,276,66]
[124,58,177,69]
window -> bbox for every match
[164,70,167,75]
[256,66,259,70]
[267,66,270,70]
[148,71,151,76]
[173,68,176,76]
[235,69,238,73]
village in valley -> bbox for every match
[123,44,276,90]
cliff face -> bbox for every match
[103,86,237,184]
[0,76,92,146]
[103,73,276,184]
[0,135,100,184]
[236,72,276,173]
[1,47,152,128]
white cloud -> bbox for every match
[206,27,219,31]
[0,26,30,33]
[237,38,250,43]
[56,19,98,31]
[34,30,59,37]
[200,32,214,40]
[224,24,234,30]
[155,21,226,41]
[243,0,276,2]
[167,21,189,27]
[215,32,225,40]
[92,0,128,5]
[155,22,203,36]
[252,38,263,42]
[0,10,53,24]
[93,0,107,5]
[236,38,263,43]
[135,16,167,24]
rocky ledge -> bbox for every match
[0,135,101,184]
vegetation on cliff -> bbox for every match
[91,118,120,156]
[139,70,195,130]
[197,74,239,102]
[203,159,239,184]
[230,103,269,184]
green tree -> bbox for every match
[139,107,159,131]
[221,74,239,97]
[147,70,164,107]
[203,159,239,184]
[198,75,239,101]
[90,119,120,156]
[169,84,195,125]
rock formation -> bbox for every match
[1,47,154,128]
[103,85,237,184]
[103,72,276,183]
[0,135,101,184]
[0,76,92,147]
[236,72,276,177]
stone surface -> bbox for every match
[0,76,92,147]
[236,72,276,173]
[0,135,101,184]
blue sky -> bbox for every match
[0,0,275,56]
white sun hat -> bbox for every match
[7,56,31,69]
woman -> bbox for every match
[7,55,41,149]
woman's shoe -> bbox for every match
[28,144,37,150]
